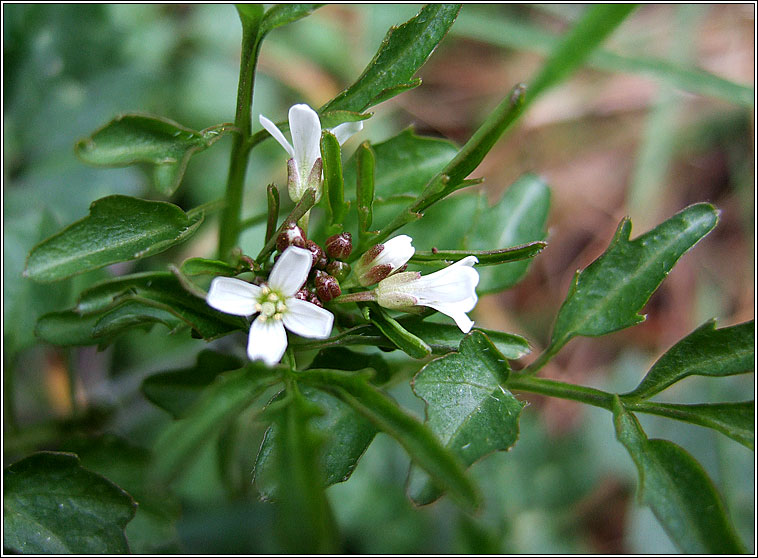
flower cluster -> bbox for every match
[206,104,480,365]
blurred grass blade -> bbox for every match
[453,9,753,107]
[528,4,637,101]
[613,397,746,553]
[299,368,480,509]
[624,320,754,400]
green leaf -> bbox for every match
[142,350,244,418]
[75,114,232,195]
[629,400,754,450]
[24,196,204,283]
[321,130,348,229]
[321,4,460,113]
[263,386,339,554]
[64,435,182,553]
[3,452,137,554]
[151,364,280,483]
[625,320,754,400]
[260,3,322,35]
[298,368,479,509]
[543,204,719,363]
[92,299,186,338]
[180,257,239,277]
[308,347,391,384]
[612,397,746,553]
[254,386,378,499]
[527,5,637,102]
[408,331,525,504]
[343,128,458,202]
[35,311,108,346]
[74,272,246,341]
[364,304,432,359]
[453,9,754,107]
[355,141,376,234]
[464,173,550,292]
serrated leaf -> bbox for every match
[631,400,754,450]
[254,386,378,499]
[260,3,321,34]
[24,196,204,283]
[74,272,246,341]
[625,320,754,400]
[298,368,479,509]
[151,364,280,483]
[321,4,460,113]
[545,204,719,360]
[75,114,231,195]
[3,452,137,554]
[612,397,746,553]
[263,386,339,553]
[408,331,525,504]
[142,350,244,418]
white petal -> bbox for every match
[427,301,476,333]
[206,277,261,316]
[268,246,312,296]
[373,234,415,269]
[282,298,334,339]
[288,104,322,179]
[259,114,294,157]
[330,120,363,145]
[415,264,479,304]
[247,317,288,366]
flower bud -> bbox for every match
[325,232,353,260]
[326,260,351,282]
[276,222,306,253]
[314,270,341,302]
[305,239,328,269]
[354,235,415,287]
[295,286,323,307]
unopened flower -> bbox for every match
[374,256,479,333]
[206,246,334,365]
[259,104,363,202]
[354,235,414,287]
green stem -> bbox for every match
[218,8,264,261]
[506,374,615,410]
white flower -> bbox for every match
[354,234,415,286]
[259,103,363,202]
[374,256,480,333]
[206,246,334,366]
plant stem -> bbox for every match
[506,374,615,410]
[218,7,264,261]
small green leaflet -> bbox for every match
[259,4,321,35]
[4,452,137,554]
[75,114,232,195]
[613,398,746,553]
[24,196,204,283]
[544,203,718,360]
[408,331,525,505]
[624,319,754,400]
[321,4,460,113]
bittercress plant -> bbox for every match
[6,4,753,555]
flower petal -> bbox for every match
[373,235,415,269]
[282,298,334,339]
[289,104,322,179]
[414,256,479,303]
[247,316,288,366]
[259,114,294,157]
[427,301,476,333]
[206,277,262,316]
[330,120,363,145]
[268,246,312,296]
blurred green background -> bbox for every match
[3,4,754,553]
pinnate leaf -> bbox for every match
[625,319,754,400]
[408,331,525,504]
[75,114,231,195]
[613,397,746,553]
[4,452,137,554]
[24,196,204,283]
[546,203,718,356]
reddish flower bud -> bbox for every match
[276,222,306,253]
[325,232,353,260]
[326,260,351,282]
[305,239,328,269]
[314,270,341,302]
